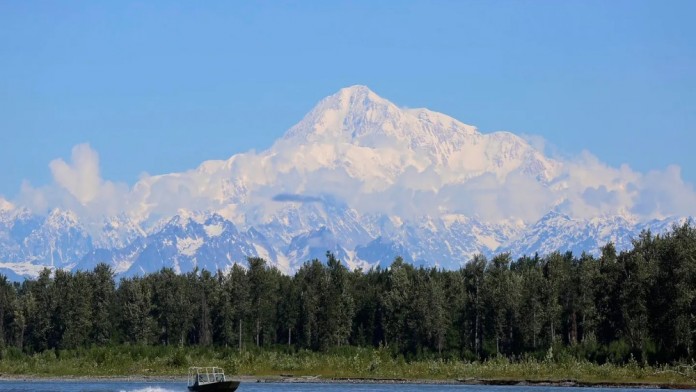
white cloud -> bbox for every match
[546,152,696,220]
[49,144,102,205]
[17,144,130,221]
[434,171,555,222]
[243,144,696,225]
[10,139,696,232]
[633,165,696,218]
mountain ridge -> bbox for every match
[0,86,692,279]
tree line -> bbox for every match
[1,223,695,365]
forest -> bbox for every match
[1,222,695,368]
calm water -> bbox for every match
[0,382,675,392]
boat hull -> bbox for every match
[188,380,240,392]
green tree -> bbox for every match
[483,253,518,355]
[188,269,215,345]
[463,255,486,357]
[320,252,355,349]
[116,277,155,344]
[149,268,190,346]
[227,263,250,350]
[382,257,413,352]
[617,251,652,361]
[247,257,280,347]
[23,269,54,352]
[542,252,566,347]
[0,274,15,349]
[595,243,623,347]
[56,270,93,349]
[514,254,545,350]
[295,259,324,350]
[424,268,448,356]
[351,267,386,347]
[576,252,599,344]
[276,273,299,346]
[89,263,115,345]
[649,224,696,360]
[212,270,235,347]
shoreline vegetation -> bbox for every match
[3,224,696,390]
[1,346,696,389]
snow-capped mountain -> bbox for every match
[0,86,692,280]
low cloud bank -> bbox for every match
[13,143,696,227]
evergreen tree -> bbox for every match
[321,252,355,348]
[5,221,696,365]
[116,277,155,344]
[247,257,280,347]
[212,271,235,347]
[463,255,486,357]
[484,253,518,355]
[149,268,190,346]
[576,252,599,344]
[424,268,448,356]
[227,263,249,350]
[295,259,324,350]
[595,243,623,346]
[24,269,55,352]
[0,275,13,349]
[515,254,544,350]
[382,257,413,352]
[57,271,93,349]
[89,263,115,345]
[276,273,299,346]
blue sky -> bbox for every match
[1,1,695,198]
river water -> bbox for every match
[0,382,673,392]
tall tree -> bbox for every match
[89,263,115,345]
[542,252,566,347]
[382,257,413,352]
[57,271,93,349]
[595,243,623,346]
[0,275,14,349]
[149,268,190,346]
[484,253,518,355]
[116,277,155,344]
[276,273,299,346]
[227,263,249,350]
[650,224,696,360]
[24,269,55,352]
[247,257,280,347]
[188,269,215,346]
[320,252,355,349]
[295,259,324,350]
[617,251,651,361]
[514,254,544,350]
[463,255,486,357]
[212,271,235,347]
[424,268,448,356]
[575,252,599,344]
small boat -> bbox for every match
[187,366,240,392]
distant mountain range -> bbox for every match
[0,86,691,279]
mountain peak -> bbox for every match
[280,85,397,143]
[280,85,476,147]
[265,86,559,193]
[46,208,80,228]
[333,85,384,105]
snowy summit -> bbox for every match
[0,86,691,279]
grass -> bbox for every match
[1,345,695,387]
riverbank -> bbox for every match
[1,346,695,389]
[0,374,694,389]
